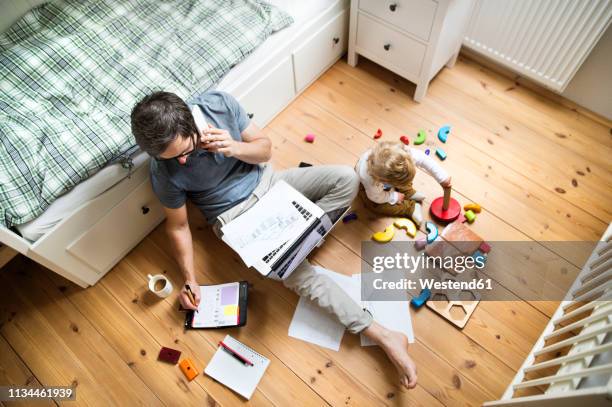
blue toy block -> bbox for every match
[411,289,431,309]
[435,148,447,161]
[342,212,358,223]
[425,221,438,243]
[438,125,451,143]
[425,148,430,155]
[472,250,487,264]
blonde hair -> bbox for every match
[367,141,415,185]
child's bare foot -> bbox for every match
[363,322,418,389]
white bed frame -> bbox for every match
[0,0,350,287]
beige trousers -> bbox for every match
[215,163,373,334]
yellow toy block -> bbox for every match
[393,218,417,237]
[372,225,395,243]
[463,203,482,213]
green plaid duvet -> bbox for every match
[0,0,292,228]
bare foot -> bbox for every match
[363,322,418,389]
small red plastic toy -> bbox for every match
[304,134,315,143]
[400,135,409,145]
[374,128,383,139]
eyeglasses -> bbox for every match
[155,134,200,162]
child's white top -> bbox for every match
[357,146,449,205]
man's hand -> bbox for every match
[201,127,241,157]
[180,280,201,310]
[440,177,452,188]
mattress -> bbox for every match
[16,0,338,242]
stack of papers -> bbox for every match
[288,266,414,350]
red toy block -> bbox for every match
[158,346,181,364]
[304,134,315,143]
[374,128,383,139]
[479,242,491,253]
[400,135,410,145]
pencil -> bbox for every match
[185,285,199,313]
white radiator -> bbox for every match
[463,0,612,92]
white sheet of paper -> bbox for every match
[353,274,415,346]
[288,266,358,351]
[221,181,323,267]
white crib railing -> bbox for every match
[484,224,612,406]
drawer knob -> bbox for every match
[383,43,391,51]
[389,3,397,12]
[141,206,150,215]
[247,113,254,119]
[333,37,340,44]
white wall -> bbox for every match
[562,24,612,120]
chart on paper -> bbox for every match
[192,283,240,328]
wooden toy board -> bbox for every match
[426,276,480,329]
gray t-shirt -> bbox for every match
[149,91,262,222]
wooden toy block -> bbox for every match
[304,134,315,143]
[414,129,426,145]
[425,148,430,155]
[427,276,480,329]
[425,222,438,243]
[415,238,427,250]
[479,242,491,253]
[435,148,447,160]
[374,128,383,139]
[179,358,199,381]
[472,250,487,264]
[464,209,476,223]
[342,212,358,223]
[393,218,417,237]
[372,225,395,242]
[400,135,410,145]
[158,346,181,364]
[463,203,481,213]
[438,222,483,254]
[410,289,431,309]
[437,125,450,143]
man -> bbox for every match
[130,90,417,389]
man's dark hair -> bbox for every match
[130,91,197,157]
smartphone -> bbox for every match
[190,104,207,135]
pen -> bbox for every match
[218,341,253,366]
[185,285,199,313]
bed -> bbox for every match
[0,0,349,286]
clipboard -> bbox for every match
[185,281,248,329]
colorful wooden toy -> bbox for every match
[410,289,431,309]
[414,129,426,145]
[479,242,491,253]
[179,358,199,381]
[435,148,447,160]
[374,128,383,139]
[372,225,395,242]
[400,135,410,145]
[425,222,438,243]
[415,238,427,250]
[425,148,430,155]
[472,250,487,264]
[342,212,358,223]
[430,187,461,223]
[438,125,450,143]
[464,209,476,223]
[304,134,315,143]
[393,218,417,237]
[463,203,482,213]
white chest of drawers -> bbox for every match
[348,0,475,101]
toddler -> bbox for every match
[357,141,451,225]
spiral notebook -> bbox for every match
[204,335,270,399]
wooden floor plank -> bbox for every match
[0,334,56,407]
[0,261,161,407]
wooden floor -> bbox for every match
[1,55,611,407]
